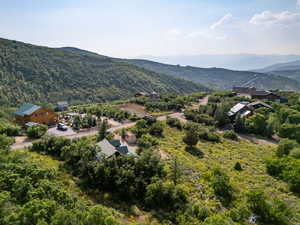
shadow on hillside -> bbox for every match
[185,146,204,158]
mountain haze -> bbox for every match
[138,54,300,71]
[0,38,209,106]
[121,59,300,91]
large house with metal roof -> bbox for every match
[13,104,58,127]
[227,101,273,119]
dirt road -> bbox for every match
[11,122,137,150]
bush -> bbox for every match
[210,168,233,205]
[137,134,158,150]
[233,162,242,171]
[247,190,293,225]
[166,117,182,130]
[0,134,14,151]
[183,129,198,146]
[27,125,47,139]
[276,139,298,157]
[202,214,236,225]
[223,130,238,141]
[149,121,164,137]
[145,181,187,211]
[191,203,211,221]
[290,148,300,159]
[199,129,220,142]
[0,121,21,136]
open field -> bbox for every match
[118,103,148,117]
[158,125,300,223]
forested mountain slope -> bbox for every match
[120,59,300,91]
[254,60,300,82]
[0,38,209,106]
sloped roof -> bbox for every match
[14,104,41,116]
[248,101,273,109]
[228,102,249,117]
[109,140,121,148]
[96,139,117,158]
[57,101,69,107]
[25,122,39,127]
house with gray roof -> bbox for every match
[96,139,137,159]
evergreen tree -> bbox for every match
[97,119,108,141]
[170,157,182,185]
[234,113,245,133]
[183,129,198,147]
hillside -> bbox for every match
[120,59,300,91]
[256,60,300,73]
[254,60,300,82]
[0,38,209,106]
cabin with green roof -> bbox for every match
[13,103,58,127]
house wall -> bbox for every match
[15,108,58,126]
[252,94,279,101]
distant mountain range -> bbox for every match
[0,38,208,106]
[254,60,300,82]
[137,54,300,71]
[120,59,300,91]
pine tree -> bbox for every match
[170,157,182,185]
[97,119,108,141]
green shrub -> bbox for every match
[290,148,300,159]
[145,181,187,211]
[223,130,238,141]
[137,134,158,150]
[276,139,298,157]
[27,125,47,139]
[191,203,211,221]
[233,162,242,171]
[183,129,198,146]
[210,168,233,205]
[166,117,182,130]
[149,121,164,137]
[0,134,14,151]
[247,190,293,225]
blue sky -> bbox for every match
[1,0,300,57]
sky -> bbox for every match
[1,0,300,58]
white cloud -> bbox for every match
[250,11,300,27]
[187,31,227,40]
[210,13,233,30]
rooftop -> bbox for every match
[14,104,41,116]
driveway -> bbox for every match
[47,126,77,137]
[11,122,137,150]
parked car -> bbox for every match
[57,123,68,131]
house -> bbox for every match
[57,101,69,111]
[96,138,137,159]
[13,104,58,127]
[232,87,281,102]
[227,102,249,118]
[135,92,150,97]
[251,91,281,102]
[232,87,256,98]
[247,101,273,110]
[150,91,160,99]
[228,101,273,119]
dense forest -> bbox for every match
[0,38,209,107]
[120,59,300,91]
